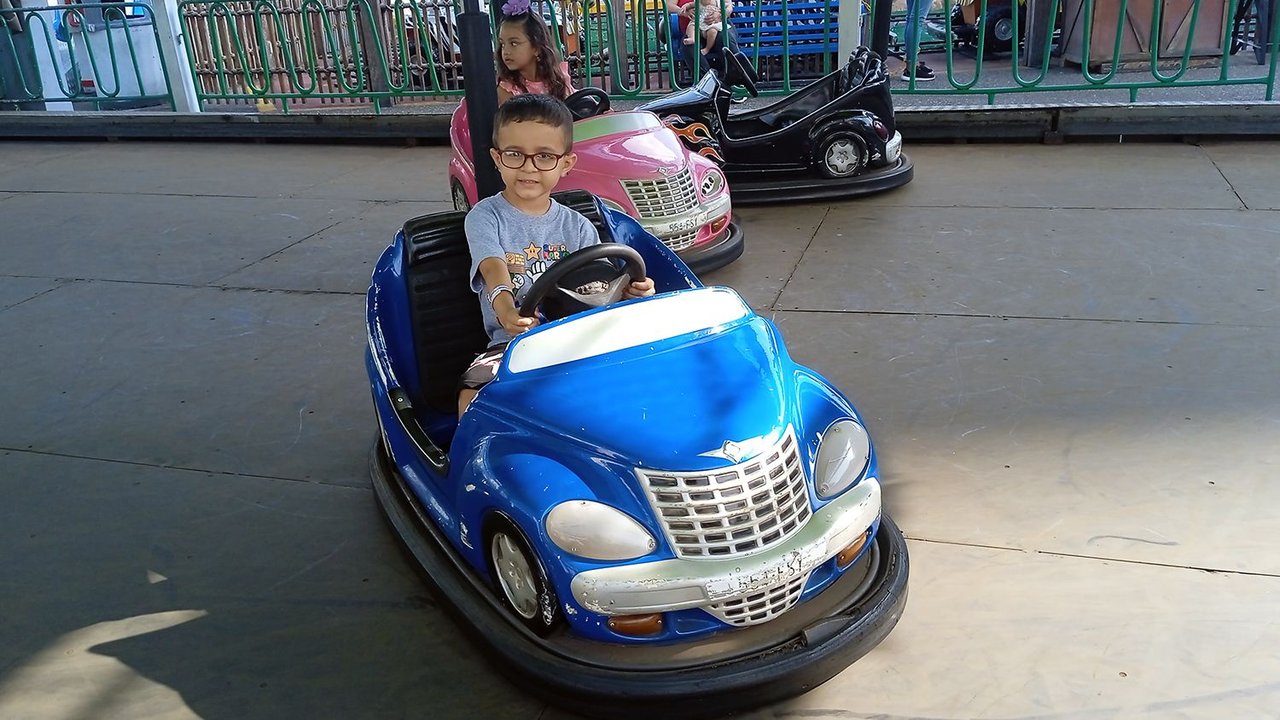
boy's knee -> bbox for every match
[457,342,509,412]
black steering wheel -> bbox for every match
[519,244,646,320]
[564,87,611,120]
[722,49,760,98]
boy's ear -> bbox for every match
[561,151,578,174]
[489,147,502,168]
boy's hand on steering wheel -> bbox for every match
[497,302,539,335]
[624,277,656,299]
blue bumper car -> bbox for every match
[365,192,908,718]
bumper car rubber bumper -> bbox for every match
[681,220,745,276]
[369,441,909,720]
[727,154,915,205]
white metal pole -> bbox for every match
[837,0,863,64]
[154,0,200,112]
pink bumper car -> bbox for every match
[449,99,744,274]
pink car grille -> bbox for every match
[637,429,811,560]
[621,170,698,218]
[664,228,699,252]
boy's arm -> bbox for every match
[477,257,536,335]
[466,205,538,336]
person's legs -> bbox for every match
[901,0,935,80]
[701,26,736,72]
[703,26,719,52]
[684,21,698,45]
[903,0,922,67]
[679,29,703,72]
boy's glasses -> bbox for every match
[497,149,567,171]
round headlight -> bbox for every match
[814,420,871,499]
[546,500,657,561]
[699,168,725,198]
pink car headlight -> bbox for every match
[698,168,726,199]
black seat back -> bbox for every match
[401,191,608,414]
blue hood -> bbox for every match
[482,315,795,472]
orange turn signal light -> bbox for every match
[608,613,664,637]
[836,531,871,567]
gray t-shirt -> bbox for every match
[466,193,601,346]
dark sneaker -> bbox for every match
[900,62,936,81]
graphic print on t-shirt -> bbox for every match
[507,241,569,290]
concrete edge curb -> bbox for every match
[2,103,1278,143]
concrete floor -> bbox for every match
[1,139,1278,720]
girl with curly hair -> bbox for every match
[494,0,574,104]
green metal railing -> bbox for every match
[6,0,1275,111]
[178,0,468,110]
[893,0,1278,102]
[0,2,175,110]
[174,0,1275,108]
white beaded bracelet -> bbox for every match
[487,284,514,307]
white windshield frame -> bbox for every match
[504,287,751,374]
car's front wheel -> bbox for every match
[486,517,560,635]
[451,178,471,212]
[816,131,869,179]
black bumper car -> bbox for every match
[638,47,914,204]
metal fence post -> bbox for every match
[608,0,628,93]
[0,0,44,111]
[1022,0,1053,67]
[356,0,392,109]
[838,0,864,63]
[870,0,892,60]
[156,0,200,111]
[461,0,502,200]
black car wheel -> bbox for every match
[816,132,869,179]
[486,517,560,635]
[451,179,471,212]
[983,6,1020,54]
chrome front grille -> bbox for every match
[637,428,811,560]
[661,227,699,252]
[621,169,698,219]
[706,571,811,626]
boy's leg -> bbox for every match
[456,342,508,417]
[703,26,719,53]
[457,388,479,416]
[684,22,697,44]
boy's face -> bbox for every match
[490,120,576,205]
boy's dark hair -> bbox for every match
[492,93,575,151]
[495,12,570,100]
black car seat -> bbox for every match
[402,191,610,414]
[841,48,870,95]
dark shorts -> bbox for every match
[458,341,510,391]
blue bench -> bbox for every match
[665,1,843,83]
[731,0,842,59]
